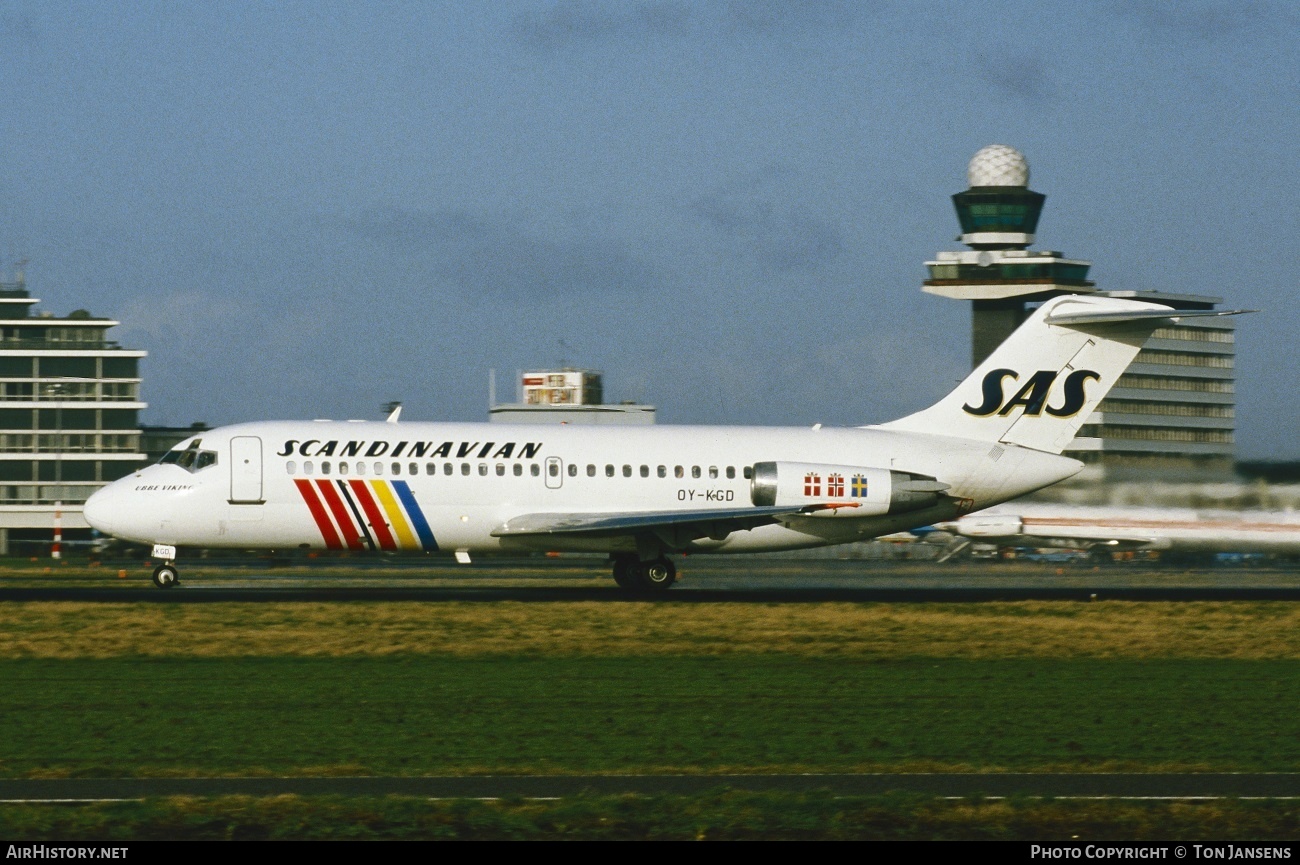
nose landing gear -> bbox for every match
[611,555,676,594]
[151,563,179,588]
[150,543,180,589]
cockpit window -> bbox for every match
[159,439,219,473]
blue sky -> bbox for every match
[1,1,1296,457]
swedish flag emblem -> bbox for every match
[851,474,868,497]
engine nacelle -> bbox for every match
[953,513,1024,538]
[749,461,948,517]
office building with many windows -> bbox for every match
[0,270,147,554]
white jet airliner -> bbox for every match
[82,295,1245,591]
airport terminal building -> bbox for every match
[0,270,147,554]
[923,146,1237,487]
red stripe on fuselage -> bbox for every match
[348,480,398,550]
[294,479,343,550]
[314,480,365,551]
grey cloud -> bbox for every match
[1112,0,1288,42]
[514,0,861,49]
[515,0,694,48]
[0,11,38,47]
[347,207,659,298]
[976,48,1058,104]
[690,190,845,273]
[721,0,860,36]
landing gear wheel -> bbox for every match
[641,558,676,591]
[611,556,676,594]
[152,564,179,589]
[612,557,637,590]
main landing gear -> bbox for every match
[612,555,676,594]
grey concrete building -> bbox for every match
[0,269,147,554]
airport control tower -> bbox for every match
[923,146,1238,485]
[923,145,1097,366]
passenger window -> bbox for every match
[286,461,296,475]
[371,462,381,475]
[744,466,752,479]
[356,461,366,475]
[496,463,505,476]
[339,462,349,476]
[567,463,577,476]
[462,463,471,476]
[321,461,331,475]
[726,466,735,479]
[658,466,666,478]
[530,463,540,477]
[708,466,718,479]
[587,464,596,477]
[549,462,559,477]
[411,463,419,475]
[605,464,614,477]
[478,463,488,476]
[392,462,401,475]
[674,466,683,478]
[640,465,649,478]
[513,463,523,477]
[692,466,701,479]
[427,463,436,475]
[444,463,453,476]
[622,465,631,477]
[304,461,314,475]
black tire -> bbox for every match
[152,564,179,588]
[641,558,676,590]
[612,557,637,589]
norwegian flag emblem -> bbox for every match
[826,473,845,497]
[804,473,821,496]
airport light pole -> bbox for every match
[47,380,63,559]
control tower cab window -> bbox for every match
[159,439,219,473]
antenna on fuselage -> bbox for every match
[384,401,402,423]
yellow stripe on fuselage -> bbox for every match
[372,481,418,550]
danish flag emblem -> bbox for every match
[804,473,821,496]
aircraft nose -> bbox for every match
[82,483,122,536]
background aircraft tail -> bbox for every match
[876,295,1242,455]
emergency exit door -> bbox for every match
[229,436,264,504]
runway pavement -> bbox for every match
[1,556,1299,601]
[5,584,1300,602]
[4,774,1300,801]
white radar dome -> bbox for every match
[967,144,1029,188]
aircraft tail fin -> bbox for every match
[876,295,1247,454]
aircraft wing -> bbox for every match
[492,504,835,545]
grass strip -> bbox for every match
[4,656,1299,777]
[4,792,1300,841]
[4,601,1300,659]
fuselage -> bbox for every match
[84,419,1081,556]
[944,503,1300,554]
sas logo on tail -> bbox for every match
[961,368,1101,418]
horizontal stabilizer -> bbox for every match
[1045,307,1254,327]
